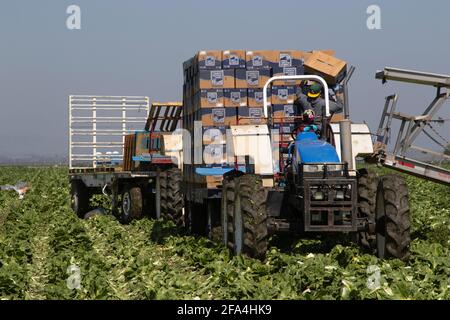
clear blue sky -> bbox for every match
[0,0,449,157]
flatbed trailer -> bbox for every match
[68,96,183,222]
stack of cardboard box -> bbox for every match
[182,50,347,179]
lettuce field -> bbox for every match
[0,166,448,300]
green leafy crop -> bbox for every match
[0,166,448,300]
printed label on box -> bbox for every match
[229,54,240,66]
[284,67,297,76]
[231,91,241,104]
[203,127,225,144]
[207,91,218,104]
[279,53,292,67]
[211,71,224,86]
[212,108,225,123]
[255,91,263,104]
[204,145,225,164]
[284,105,294,117]
[246,71,260,86]
[277,89,288,100]
[249,107,263,118]
[205,56,216,67]
[252,55,263,67]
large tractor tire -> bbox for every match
[357,169,379,251]
[164,168,184,226]
[222,174,268,260]
[375,174,411,261]
[159,171,168,219]
[121,185,143,224]
[70,180,90,218]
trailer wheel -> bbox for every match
[226,174,268,260]
[357,169,379,251]
[121,186,143,224]
[70,180,90,218]
[164,168,184,226]
[375,174,411,261]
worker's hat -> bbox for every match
[307,82,322,98]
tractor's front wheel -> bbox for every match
[222,174,268,260]
[357,169,379,251]
[375,174,411,261]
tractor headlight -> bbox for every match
[335,190,345,200]
[303,165,320,172]
[303,164,341,173]
[313,190,325,200]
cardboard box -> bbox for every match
[245,50,277,69]
[237,107,267,125]
[196,50,222,69]
[200,107,237,126]
[247,88,268,107]
[195,89,224,108]
[272,104,297,123]
[203,144,227,166]
[271,85,296,105]
[235,69,271,88]
[272,66,305,85]
[202,126,227,144]
[271,123,296,143]
[300,49,336,61]
[222,50,246,69]
[304,51,347,85]
[197,69,235,89]
[224,88,247,107]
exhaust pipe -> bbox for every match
[339,119,353,170]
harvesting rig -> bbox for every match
[68,67,449,262]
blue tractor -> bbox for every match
[191,74,411,261]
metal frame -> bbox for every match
[263,75,331,118]
[69,95,149,169]
[144,102,183,132]
[375,67,450,185]
[303,177,358,232]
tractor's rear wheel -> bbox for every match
[375,174,411,261]
[223,174,268,260]
[159,171,168,219]
[357,169,379,251]
[121,185,143,224]
[70,180,90,218]
[164,168,184,226]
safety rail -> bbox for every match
[69,95,149,169]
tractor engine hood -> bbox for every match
[295,132,340,164]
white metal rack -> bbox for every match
[69,95,149,169]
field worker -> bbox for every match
[295,82,343,117]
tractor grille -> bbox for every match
[303,178,358,232]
